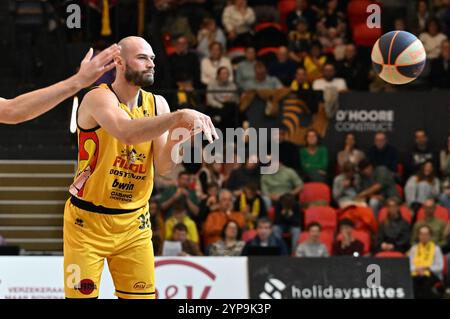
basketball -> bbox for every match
[371,31,426,85]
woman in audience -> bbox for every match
[419,19,448,60]
[337,133,365,171]
[405,161,441,212]
[299,129,329,182]
[201,42,233,86]
[208,220,245,256]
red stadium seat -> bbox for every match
[242,229,257,242]
[336,229,371,255]
[299,182,331,205]
[257,47,280,57]
[278,0,297,26]
[254,22,283,33]
[304,206,337,232]
[352,23,382,47]
[347,0,376,28]
[378,205,413,224]
[416,205,449,223]
[297,230,334,256]
[375,251,405,258]
[444,255,448,278]
[396,184,404,199]
[267,206,276,222]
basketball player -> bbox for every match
[64,36,218,299]
[0,44,120,124]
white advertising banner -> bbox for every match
[0,256,248,299]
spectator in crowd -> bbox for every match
[299,129,329,182]
[337,132,365,170]
[201,42,233,86]
[336,44,369,91]
[407,129,439,176]
[174,75,200,110]
[290,67,312,92]
[367,132,399,173]
[222,0,256,48]
[319,0,345,29]
[410,225,444,299]
[234,182,267,229]
[411,198,447,247]
[197,160,224,198]
[430,40,450,89]
[203,189,246,247]
[261,158,304,204]
[410,0,431,35]
[242,61,283,90]
[159,171,199,218]
[166,223,203,256]
[208,220,245,256]
[286,0,317,32]
[236,46,257,89]
[356,159,398,216]
[405,161,441,211]
[333,219,365,256]
[440,177,450,212]
[150,199,165,256]
[419,18,448,60]
[206,66,239,130]
[268,46,298,86]
[312,63,348,92]
[197,17,227,60]
[317,26,345,58]
[226,154,261,195]
[440,134,450,176]
[295,222,329,257]
[277,127,301,172]
[168,36,201,88]
[288,18,312,63]
[241,218,289,256]
[198,182,221,225]
[303,41,328,82]
[394,17,407,31]
[333,162,360,207]
[377,197,411,254]
[164,200,199,244]
[273,193,303,249]
[0,235,5,246]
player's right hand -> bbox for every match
[176,109,219,144]
[75,44,121,88]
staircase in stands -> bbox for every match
[0,160,76,254]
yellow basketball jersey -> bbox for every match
[69,83,156,211]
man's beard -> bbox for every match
[124,64,154,87]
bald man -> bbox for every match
[0,44,120,124]
[64,36,217,299]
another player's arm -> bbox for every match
[81,89,218,146]
[0,45,120,124]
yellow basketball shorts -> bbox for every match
[63,198,155,299]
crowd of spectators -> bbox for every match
[5,0,450,299]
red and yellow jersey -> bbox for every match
[69,83,156,210]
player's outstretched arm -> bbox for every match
[0,44,120,124]
[81,88,218,147]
